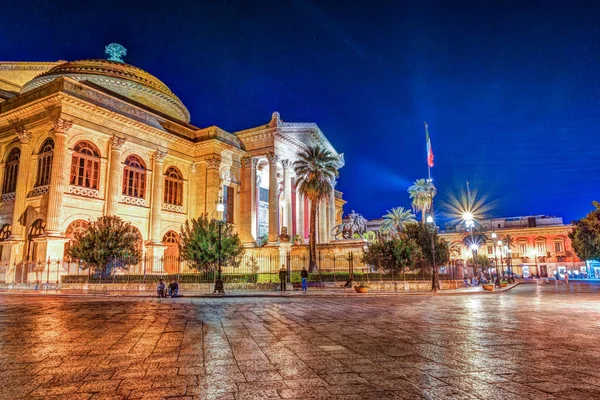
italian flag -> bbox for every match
[425,122,434,168]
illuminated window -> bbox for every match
[519,244,527,255]
[3,148,20,194]
[36,138,54,187]
[122,155,146,198]
[487,245,493,255]
[555,242,564,253]
[70,142,100,189]
[536,243,546,254]
[164,167,183,206]
[64,220,89,259]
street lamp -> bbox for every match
[531,248,538,277]
[470,243,479,277]
[491,232,499,286]
[426,215,439,291]
[497,240,504,278]
[213,195,226,294]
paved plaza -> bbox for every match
[1,284,600,399]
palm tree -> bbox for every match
[502,234,515,279]
[408,179,436,223]
[294,145,339,271]
[380,207,416,236]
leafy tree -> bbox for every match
[293,145,339,271]
[179,214,243,272]
[569,201,600,261]
[380,207,416,236]
[362,236,422,274]
[408,179,436,224]
[403,222,449,290]
[66,215,141,276]
[467,254,492,274]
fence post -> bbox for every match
[333,254,336,283]
[56,259,60,284]
[286,251,291,283]
[317,251,322,284]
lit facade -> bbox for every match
[0,56,345,282]
[439,215,584,278]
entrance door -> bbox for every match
[162,231,180,274]
[540,265,548,277]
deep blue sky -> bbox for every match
[2,0,599,222]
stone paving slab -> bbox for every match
[0,283,599,399]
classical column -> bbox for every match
[296,190,304,241]
[46,119,73,235]
[328,182,336,242]
[150,149,167,243]
[187,161,197,218]
[240,157,256,245]
[105,136,125,216]
[281,159,293,234]
[319,199,328,243]
[205,156,221,217]
[10,127,33,239]
[266,152,280,243]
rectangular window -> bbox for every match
[537,243,546,254]
[487,246,493,255]
[555,242,564,253]
[223,185,234,224]
[519,244,527,255]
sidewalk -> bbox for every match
[0,283,520,298]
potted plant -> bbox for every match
[482,283,494,291]
[500,280,508,288]
[354,282,370,293]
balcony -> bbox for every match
[1,192,15,203]
[68,186,99,199]
[121,195,146,207]
[28,185,49,197]
[163,203,184,213]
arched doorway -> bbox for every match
[19,219,46,283]
[162,231,180,274]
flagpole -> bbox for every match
[425,121,431,182]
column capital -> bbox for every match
[241,156,257,168]
[51,118,73,135]
[190,161,198,173]
[281,159,292,170]
[154,149,168,162]
[266,152,280,165]
[205,155,221,170]
[109,136,126,150]
[15,126,32,144]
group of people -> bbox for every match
[279,266,309,292]
[156,279,179,298]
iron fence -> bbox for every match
[0,252,460,284]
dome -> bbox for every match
[21,59,190,122]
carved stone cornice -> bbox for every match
[190,161,198,173]
[51,118,73,135]
[15,126,32,144]
[109,136,126,150]
[266,152,280,165]
[154,149,168,162]
[205,156,221,170]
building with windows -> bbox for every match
[0,48,346,282]
[439,215,584,278]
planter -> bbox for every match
[500,282,508,288]
[482,284,494,291]
[354,286,369,293]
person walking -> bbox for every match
[564,271,569,284]
[301,267,309,293]
[279,266,287,292]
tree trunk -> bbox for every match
[309,201,318,272]
[421,209,426,225]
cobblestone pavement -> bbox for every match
[1,283,599,400]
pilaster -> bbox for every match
[105,136,125,216]
[46,118,73,235]
[149,149,167,243]
[9,126,33,240]
[205,155,221,218]
[267,152,280,243]
[240,157,257,245]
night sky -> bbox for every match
[2,0,599,223]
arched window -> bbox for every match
[64,220,89,260]
[36,138,54,187]
[164,167,183,206]
[3,148,20,195]
[0,224,11,241]
[70,141,100,189]
[27,219,46,263]
[122,155,146,198]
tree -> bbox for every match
[569,201,600,262]
[403,223,450,290]
[293,145,339,271]
[380,207,416,236]
[408,179,436,223]
[468,254,492,274]
[361,235,422,275]
[502,234,515,276]
[179,214,243,273]
[66,215,141,276]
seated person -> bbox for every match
[156,279,167,298]
[168,279,179,297]
[344,278,353,287]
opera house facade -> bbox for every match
[0,47,345,282]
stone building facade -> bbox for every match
[0,56,345,282]
[439,215,584,278]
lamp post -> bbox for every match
[426,215,439,291]
[213,195,226,294]
[464,212,478,276]
[470,243,479,277]
[491,232,500,287]
[531,248,538,278]
[498,240,504,278]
